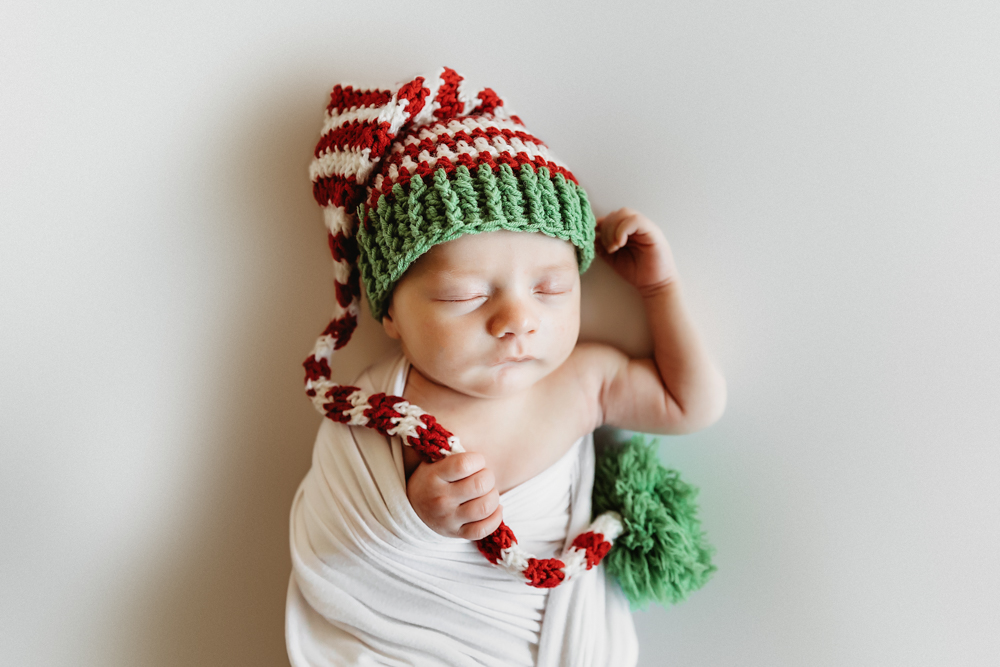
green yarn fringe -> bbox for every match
[357,163,595,319]
[593,433,716,608]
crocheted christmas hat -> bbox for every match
[309,66,596,321]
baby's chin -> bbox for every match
[462,360,549,398]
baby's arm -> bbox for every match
[580,208,727,434]
[404,450,504,540]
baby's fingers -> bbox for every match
[452,467,496,504]
[458,487,500,525]
[435,452,486,483]
[597,208,639,253]
[458,501,504,541]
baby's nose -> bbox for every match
[488,298,538,338]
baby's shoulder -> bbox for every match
[543,342,630,431]
[563,341,630,386]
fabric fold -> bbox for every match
[287,352,637,666]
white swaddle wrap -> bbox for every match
[287,352,637,666]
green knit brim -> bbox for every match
[357,163,596,319]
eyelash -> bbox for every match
[438,284,571,303]
[442,296,486,302]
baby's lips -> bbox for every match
[492,355,536,366]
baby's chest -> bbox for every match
[462,409,587,494]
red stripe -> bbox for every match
[321,384,361,422]
[314,119,393,159]
[302,355,331,382]
[327,85,392,114]
[523,558,566,588]
[408,413,456,462]
[433,67,464,120]
[470,87,503,115]
[395,76,430,123]
[322,312,357,349]
[328,231,359,263]
[334,266,360,308]
[475,522,517,564]
[570,531,611,569]
[313,174,366,209]
[363,392,409,436]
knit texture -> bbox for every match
[593,434,716,608]
[309,66,596,322]
[358,162,595,318]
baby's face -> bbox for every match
[383,230,581,399]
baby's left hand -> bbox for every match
[596,208,679,296]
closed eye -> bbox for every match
[438,295,487,303]
[534,287,570,296]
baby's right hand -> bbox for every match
[406,452,503,540]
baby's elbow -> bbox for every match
[676,376,728,434]
[703,378,728,429]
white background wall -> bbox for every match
[3,1,998,665]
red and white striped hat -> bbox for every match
[309,66,596,327]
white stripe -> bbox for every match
[309,147,378,183]
[385,95,414,135]
[345,389,372,424]
[330,258,353,285]
[560,548,589,578]
[306,380,337,415]
[491,104,514,122]
[322,206,355,234]
[445,435,464,454]
[498,545,529,574]
[589,512,624,541]
[312,334,336,361]
[319,104,387,135]
[319,92,412,136]
[387,401,427,437]
[455,75,479,115]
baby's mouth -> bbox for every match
[493,355,536,365]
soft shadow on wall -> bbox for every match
[117,71,397,666]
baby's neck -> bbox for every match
[402,363,533,421]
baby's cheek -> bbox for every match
[550,304,580,336]
[425,320,476,364]
[550,311,581,359]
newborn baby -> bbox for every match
[388,218,725,542]
[287,68,726,667]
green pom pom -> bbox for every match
[593,433,716,608]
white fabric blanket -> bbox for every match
[286,353,637,666]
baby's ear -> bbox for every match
[382,306,401,340]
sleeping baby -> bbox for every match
[287,67,726,667]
